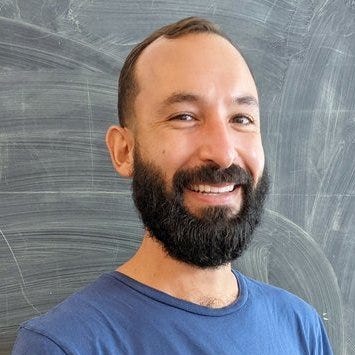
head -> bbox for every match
[106,17,269,268]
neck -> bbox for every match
[117,233,239,308]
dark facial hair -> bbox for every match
[132,148,269,268]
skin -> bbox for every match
[106,33,265,307]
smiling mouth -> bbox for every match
[188,184,238,194]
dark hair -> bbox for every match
[117,17,233,127]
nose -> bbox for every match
[197,119,236,169]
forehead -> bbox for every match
[134,33,258,110]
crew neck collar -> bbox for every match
[107,269,248,317]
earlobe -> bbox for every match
[106,125,134,177]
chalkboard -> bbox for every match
[0,1,354,354]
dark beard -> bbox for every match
[132,149,269,268]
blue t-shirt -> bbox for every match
[12,270,333,354]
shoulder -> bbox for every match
[16,272,129,352]
[238,270,315,309]
[234,270,334,354]
[235,270,323,327]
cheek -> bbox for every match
[159,140,193,170]
[239,136,265,181]
[140,134,194,177]
[250,146,265,179]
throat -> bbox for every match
[193,294,238,308]
[118,236,239,308]
[174,274,239,309]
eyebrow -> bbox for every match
[158,92,259,112]
[162,92,200,106]
[233,95,259,107]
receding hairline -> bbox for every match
[132,33,254,122]
[118,17,255,127]
[136,31,244,70]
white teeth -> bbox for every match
[190,184,235,193]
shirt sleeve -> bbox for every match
[12,327,67,355]
[315,315,334,355]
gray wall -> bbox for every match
[0,1,354,354]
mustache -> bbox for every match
[173,164,253,193]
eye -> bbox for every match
[231,114,254,125]
[169,113,195,122]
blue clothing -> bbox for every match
[12,270,333,354]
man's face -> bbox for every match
[132,33,265,218]
[120,33,268,267]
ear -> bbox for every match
[106,125,134,177]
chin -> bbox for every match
[186,201,242,219]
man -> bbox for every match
[13,17,333,354]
